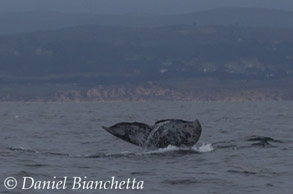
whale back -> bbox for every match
[102,122,152,146]
[146,119,202,149]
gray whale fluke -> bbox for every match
[102,122,152,147]
[103,119,202,149]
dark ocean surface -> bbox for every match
[0,101,292,194]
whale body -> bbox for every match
[102,119,202,149]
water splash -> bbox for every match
[143,143,214,155]
[194,143,214,152]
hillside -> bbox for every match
[0,24,292,85]
[1,8,293,35]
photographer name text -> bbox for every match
[4,176,144,190]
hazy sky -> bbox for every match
[0,0,293,14]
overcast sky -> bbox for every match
[0,0,293,14]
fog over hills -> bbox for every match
[0,6,293,101]
[1,8,293,35]
[1,0,293,14]
[0,24,292,85]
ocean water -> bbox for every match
[0,101,292,194]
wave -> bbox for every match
[8,146,39,153]
[84,143,214,158]
[8,135,290,159]
[6,143,214,159]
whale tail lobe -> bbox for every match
[102,122,152,146]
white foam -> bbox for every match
[143,143,214,155]
[193,143,214,152]
[145,145,180,154]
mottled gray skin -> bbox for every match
[146,119,202,149]
[102,122,152,147]
[103,119,202,149]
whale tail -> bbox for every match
[103,119,202,149]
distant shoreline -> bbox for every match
[0,78,292,102]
